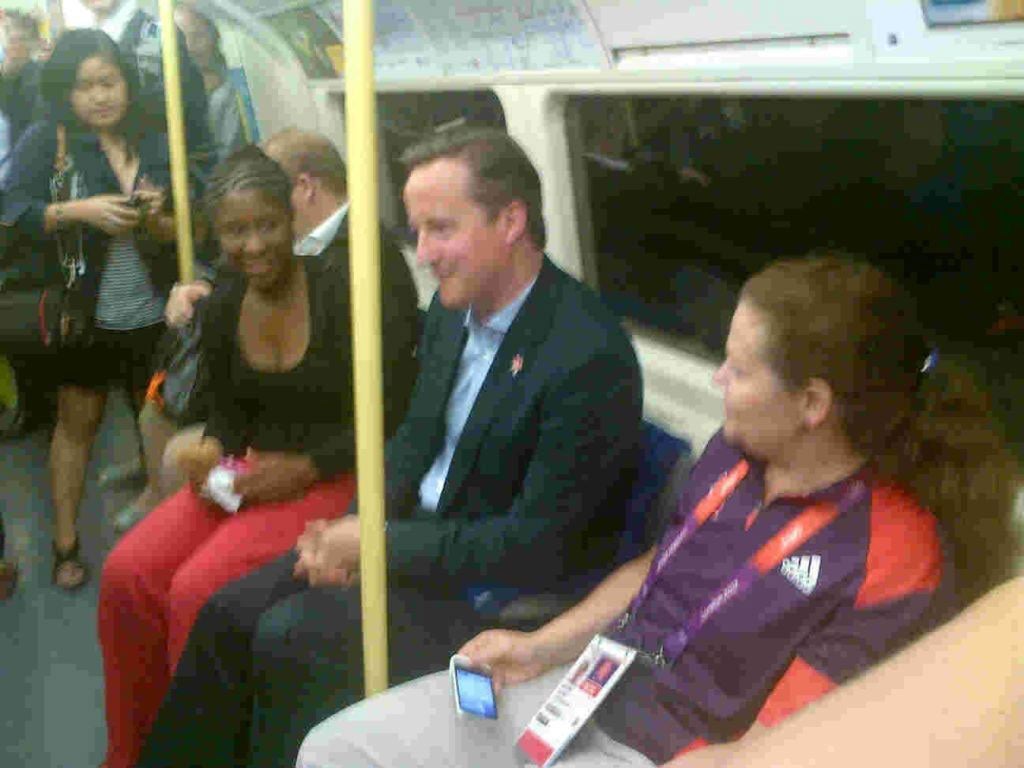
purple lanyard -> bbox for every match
[618,461,867,667]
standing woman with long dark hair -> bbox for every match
[2,28,182,590]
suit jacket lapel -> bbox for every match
[435,258,560,514]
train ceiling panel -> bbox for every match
[223,0,607,80]
[195,0,1024,85]
[586,0,860,52]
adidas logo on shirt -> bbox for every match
[780,555,821,596]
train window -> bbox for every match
[376,90,506,235]
[377,90,506,146]
[568,96,1024,362]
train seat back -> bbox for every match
[484,420,691,625]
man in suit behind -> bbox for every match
[262,127,419,438]
[137,127,643,768]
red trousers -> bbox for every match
[97,475,355,768]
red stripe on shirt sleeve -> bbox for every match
[855,485,943,610]
[672,737,710,759]
[756,656,836,727]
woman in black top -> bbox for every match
[96,146,382,768]
[2,29,181,590]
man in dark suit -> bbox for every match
[264,128,419,440]
[137,127,642,768]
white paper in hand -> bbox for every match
[203,465,242,513]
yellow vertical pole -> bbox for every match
[155,0,195,283]
[342,0,389,695]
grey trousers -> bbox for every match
[297,665,656,768]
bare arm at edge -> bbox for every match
[667,576,1024,768]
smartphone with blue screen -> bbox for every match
[450,654,498,719]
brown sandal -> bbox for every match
[52,537,89,591]
[0,559,17,600]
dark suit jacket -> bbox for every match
[318,219,420,439]
[383,256,643,593]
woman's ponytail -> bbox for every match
[880,361,1022,605]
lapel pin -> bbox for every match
[510,354,524,377]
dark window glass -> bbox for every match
[332,90,506,235]
[378,90,506,146]
[378,90,506,237]
[570,94,1024,455]
[569,96,1024,359]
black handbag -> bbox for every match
[0,283,63,352]
[0,125,88,355]
[149,299,208,424]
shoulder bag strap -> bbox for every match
[50,124,84,289]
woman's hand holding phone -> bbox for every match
[133,177,167,217]
[456,629,549,694]
[79,194,141,235]
[133,178,176,241]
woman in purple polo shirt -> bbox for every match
[295,255,1021,768]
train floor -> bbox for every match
[1,391,139,767]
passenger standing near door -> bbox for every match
[2,29,184,591]
[76,0,214,495]
[173,3,248,164]
[137,127,643,768]
[0,10,45,154]
[79,0,212,169]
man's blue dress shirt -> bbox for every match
[418,279,536,512]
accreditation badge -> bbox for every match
[517,635,636,767]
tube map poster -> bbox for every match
[246,0,607,80]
